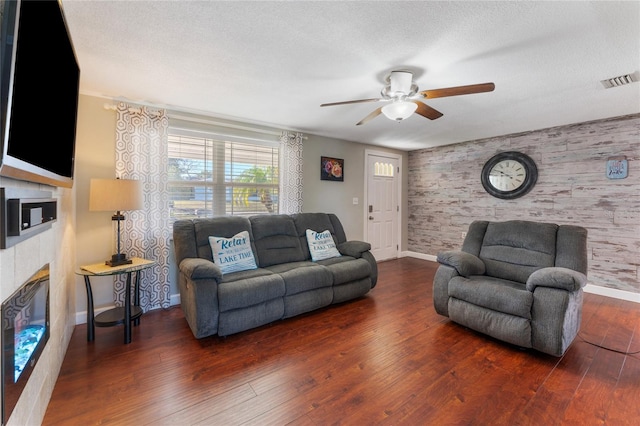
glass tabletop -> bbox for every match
[76,257,156,276]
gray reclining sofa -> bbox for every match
[434,220,588,357]
[173,212,377,338]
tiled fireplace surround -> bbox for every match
[0,182,75,426]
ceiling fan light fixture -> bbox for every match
[382,70,419,99]
[382,101,417,122]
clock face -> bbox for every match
[481,152,537,199]
[488,159,527,191]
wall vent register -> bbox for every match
[600,72,637,88]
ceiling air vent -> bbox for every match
[600,73,637,89]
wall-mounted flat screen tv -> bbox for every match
[0,0,80,188]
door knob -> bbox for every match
[369,216,374,220]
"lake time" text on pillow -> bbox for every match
[209,231,258,274]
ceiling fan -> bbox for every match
[320,70,495,125]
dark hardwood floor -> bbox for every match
[43,258,640,425]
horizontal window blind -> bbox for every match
[168,132,279,222]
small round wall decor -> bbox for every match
[481,151,538,199]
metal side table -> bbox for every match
[77,257,155,344]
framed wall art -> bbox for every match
[606,156,628,179]
[321,156,344,182]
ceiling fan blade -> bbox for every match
[320,98,382,107]
[420,82,495,99]
[413,101,443,120]
[356,107,382,126]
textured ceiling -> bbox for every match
[61,1,640,151]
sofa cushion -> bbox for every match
[217,272,285,312]
[479,220,558,283]
[293,212,336,233]
[316,256,371,285]
[448,298,532,348]
[251,215,306,267]
[449,275,533,319]
[265,261,332,295]
[209,231,257,274]
[218,267,274,284]
[333,278,372,303]
[293,213,339,259]
[283,288,333,318]
[306,229,341,261]
[218,298,285,337]
[192,216,256,262]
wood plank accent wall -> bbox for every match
[408,113,640,294]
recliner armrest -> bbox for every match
[526,267,587,292]
[437,251,485,277]
[337,241,371,258]
[179,258,223,282]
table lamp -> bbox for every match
[89,178,143,266]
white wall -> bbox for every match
[73,95,121,316]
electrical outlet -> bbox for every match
[461,232,467,239]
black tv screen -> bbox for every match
[0,0,80,188]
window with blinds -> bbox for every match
[168,132,279,222]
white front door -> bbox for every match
[365,152,400,261]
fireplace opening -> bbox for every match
[1,264,50,425]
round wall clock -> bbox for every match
[481,151,538,199]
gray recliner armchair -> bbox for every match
[433,220,588,357]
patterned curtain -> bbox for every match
[114,102,171,311]
[279,131,304,214]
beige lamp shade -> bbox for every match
[89,178,143,212]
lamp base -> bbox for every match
[106,254,133,267]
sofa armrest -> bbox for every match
[337,241,371,258]
[179,258,223,282]
[526,267,587,292]
[437,251,485,277]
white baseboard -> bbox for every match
[400,251,437,262]
[583,284,640,304]
[170,292,181,307]
[75,293,182,325]
[400,251,640,304]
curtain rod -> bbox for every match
[103,103,162,116]
[103,104,307,139]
